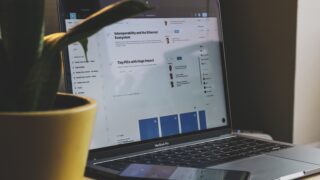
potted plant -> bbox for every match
[0,0,149,179]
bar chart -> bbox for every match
[139,111,207,141]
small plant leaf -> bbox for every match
[43,0,151,59]
[79,38,89,62]
[62,0,151,45]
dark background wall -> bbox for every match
[220,0,297,142]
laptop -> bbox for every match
[57,0,320,179]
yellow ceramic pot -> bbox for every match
[0,93,96,180]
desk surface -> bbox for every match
[304,174,320,179]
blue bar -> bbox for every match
[180,112,198,133]
[139,118,159,141]
[199,111,207,130]
[160,115,179,137]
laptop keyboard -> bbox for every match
[97,136,290,171]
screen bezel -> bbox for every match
[57,0,233,159]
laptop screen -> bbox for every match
[59,0,229,150]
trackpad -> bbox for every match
[269,146,320,165]
[210,155,319,180]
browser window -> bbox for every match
[65,0,228,149]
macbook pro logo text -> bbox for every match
[154,142,170,148]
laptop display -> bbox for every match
[58,1,320,179]
[59,0,229,150]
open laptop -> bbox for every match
[58,0,320,179]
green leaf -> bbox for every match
[0,0,45,111]
[79,38,89,62]
[20,49,62,111]
[25,0,150,111]
[0,0,44,65]
[0,0,150,111]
